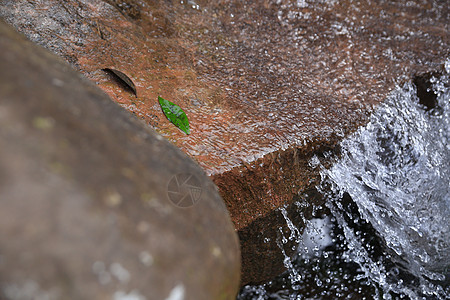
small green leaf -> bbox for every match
[158,96,190,135]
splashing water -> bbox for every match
[238,61,449,299]
[320,62,450,299]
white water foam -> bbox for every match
[321,61,449,299]
[238,60,449,299]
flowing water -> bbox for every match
[238,60,449,299]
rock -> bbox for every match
[1,0,447,284]
[0,20,240,299]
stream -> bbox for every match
[238,60,449,299]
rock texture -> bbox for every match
[1,0,448,284]
[0,20,240,300]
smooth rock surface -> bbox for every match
[0,21,240,299]
[1,0,448,284]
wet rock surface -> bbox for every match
[1,0,448,285]
[0,21,240,299]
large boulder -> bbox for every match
[0,21,240,299]
[1,0,447,284]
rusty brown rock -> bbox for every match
[1,0,448,284]
[0,20,240,299]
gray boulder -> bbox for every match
[0,21,240,300]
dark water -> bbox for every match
[238,60,449,299]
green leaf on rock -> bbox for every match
[158,96,190,135]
